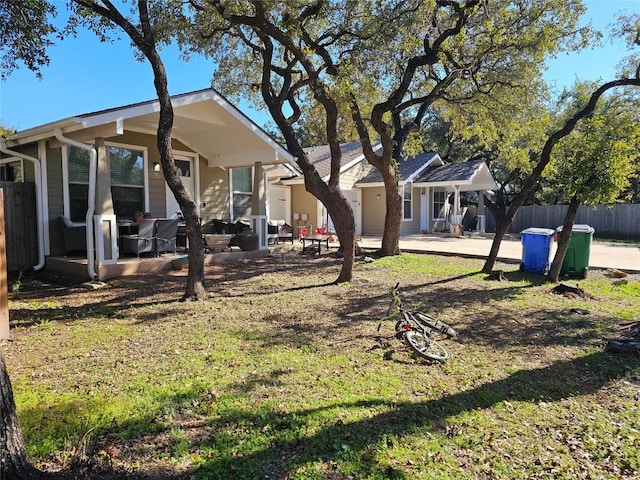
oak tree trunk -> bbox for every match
[1,348,42,479]
[548,196,581,283]
[379,160,402,257]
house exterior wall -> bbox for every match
[361,185,423,235]
[200,163,230,221]
[361,186,385,235]
[46,144,65,256]
[403,186,422,234]
[340,160,372,190]
[104,131,199,218]
[290,184,318,236]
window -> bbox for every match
[0,161,23,181]
[109,146,144,218]
[433,187,446,220]
[68,146,90,221]
[67,145,145,221]
[231,167,252,221]
[403,182,412,220]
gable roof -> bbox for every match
[414,159,496,191]
[7,88,294,167]
[282,141,382,183]
[355,151,443,186]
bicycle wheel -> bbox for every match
[403,329,450,362]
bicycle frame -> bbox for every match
[377,282,456,362]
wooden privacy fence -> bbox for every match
[0,182,38,272]
[485,204,640,239]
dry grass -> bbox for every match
[4,250,640,479]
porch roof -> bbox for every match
[414,159,497,191]
[7,88,294,168]
[281,141,383,183]
[354,151,443,187]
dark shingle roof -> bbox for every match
[303,141,367,178]
[416,159,486,184]
[357,151,439,184]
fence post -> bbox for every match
[0,190,9,339]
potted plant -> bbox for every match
[134,211,144,222]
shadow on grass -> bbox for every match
[193,350,637,479]
[58,349,634,479]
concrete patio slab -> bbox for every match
[358,233,640,273]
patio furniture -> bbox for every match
[278,222,294,244]
[236,230,259,251]
[228,219,252,247]
[267,220,281,244]
[203,233,234,252]
[120,218,157,258]
[154,218,179,255]
[60,216,87,256]
[301,234,330,256]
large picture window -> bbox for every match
[403,182,412,220]
[231,167,252,221]
[67,145,145,221]
[109,146,144,218]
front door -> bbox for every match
[165,157,194,217]
[326,189,361,236]
[268,185,291,223]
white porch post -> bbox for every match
[95,139,118,266]
[450,186,463,236]
[250,161,268,250]
[476,190,486,233]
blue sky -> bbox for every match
[1,0,637,132]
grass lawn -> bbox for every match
[4,251,640,479]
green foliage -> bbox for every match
[0,0,57,80]
[545,86,640,205]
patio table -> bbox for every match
[301,235,330,255]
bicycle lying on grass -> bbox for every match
[377,282,457,362]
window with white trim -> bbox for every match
[67,145,145,221]
[231,167,252,221]
[403,182,412,220]
[433,187,446,220]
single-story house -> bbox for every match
[0,88,295,279]
[270,142,496,236]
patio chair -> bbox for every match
[154,218,179,255]
[60,216,87,256]
[278,222,294,244]
[267,220,282,244]
[120,218,157,258]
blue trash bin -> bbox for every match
[520,228,556,274]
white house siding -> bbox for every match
[339,160,372,191]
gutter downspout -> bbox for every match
[53,129,98,280]
[0,139,46,270]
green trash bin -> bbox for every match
[556,224,595,279]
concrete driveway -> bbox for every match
[358,233,640,274]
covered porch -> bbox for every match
[415,159,497,234]
[1,88,295,280]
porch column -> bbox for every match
[250,161,268,250]
[476,190,486,233]
[94,138,118,266]
[95,139,114,215]
[452,185,462,225]
[450,186,463,236]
